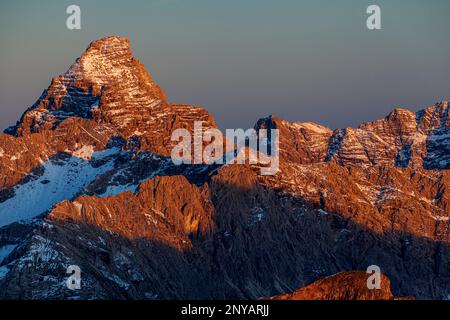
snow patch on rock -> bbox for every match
[0,148,120,228]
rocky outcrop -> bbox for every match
[268,271,412,300]
[258,162,450,241]
[256,115,333,164]
[331,103,450,169]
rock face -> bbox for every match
[0,36,449,300]
[50,175,215,248]
[268,271,411,300]
[256,116,333,164]
[256,109,450,242]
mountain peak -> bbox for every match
[7,36,169,137]
[87,35,130,51]
[66,35,140,89]
[267,272,412,300]
[78,36,132,67]
[4,36,219,158]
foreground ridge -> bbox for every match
[267,271,414,300]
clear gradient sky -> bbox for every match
[0,0,449,131]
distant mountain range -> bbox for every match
[0,36,448,299]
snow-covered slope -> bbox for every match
[0,148,120,227]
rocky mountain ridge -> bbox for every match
[0,36,449,300]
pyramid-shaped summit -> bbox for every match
[5,36,217,156]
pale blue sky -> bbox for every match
[1,0,449,130]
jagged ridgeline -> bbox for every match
[0,36,449,300]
